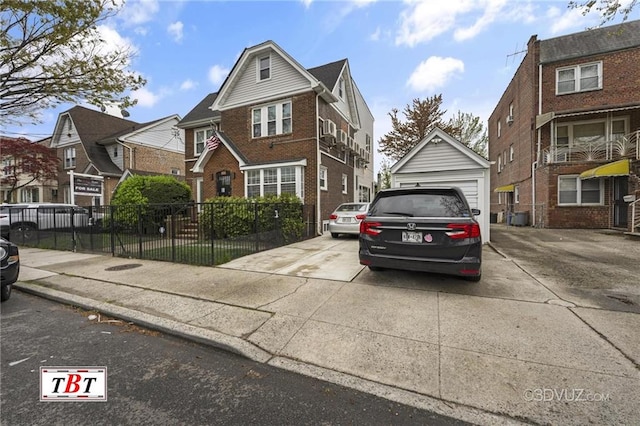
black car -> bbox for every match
[1,237,20,301]
[359,186,482,281]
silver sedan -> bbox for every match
[328,202,370,238]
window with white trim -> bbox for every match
[252,101,292,138]
[497,120,501,138]
[20,187,39,202]
[558,175,602,205]
[365,134,371,152]
[556,62,602,95]
[64,147,76,169]
[341,174,347,194]
[509,145,514,162]
[258,55,270,81]
[2,158,13,176]
[514,186,520,204]
[497,154,502,172]
[320,166,327,191]
[195,128,214,155]
[245,166,303,198]
[555,118,627,148]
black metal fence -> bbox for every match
[3,202,317,266]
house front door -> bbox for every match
[216,170,232,197]
[613,176,628,228]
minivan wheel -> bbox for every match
[368,266,384,271]
[1,284,11,302]
[331,233,339,238]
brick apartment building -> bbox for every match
[490,20,640,232]
[177,40,375,234]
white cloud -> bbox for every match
[95,25,138,58]
[119,0,160,26]
[133,87,161,107]
[180,79,197,91]
[396,0,534,46]
[301,0,313,8]
[167,21,184,43]
[370,26,381,41]
[407,56,465,93]
[546,5,589,34]
[208,65,229,87]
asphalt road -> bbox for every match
[1,292,468,426]
[490,226,640,313]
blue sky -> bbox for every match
[5,0,637,174]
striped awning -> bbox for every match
[494,184,515,193]
[579,159,630,180]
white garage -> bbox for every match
[390,128,491,242]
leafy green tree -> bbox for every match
[0,0,146,125]
[377,158,392,190]
[378,96,458,161]
[447,111,488,158]
[568,0,637,26]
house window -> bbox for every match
[64,147,76,169]
[514,186,520,204]
[195,128,214,155]
[556,62,602,94]
[171,168,180,175]
[509,103,514,117]
[342,174,347,194]
[497,155,502,173]
[497,120,501,138]
[20,187,39,203]
[252,101,292,138]
[555,118,628,148]
[2,158,13,176]
[358,185,370,202]
[320,166,327,190]
[258,55,270,81]
[611,119,626,141]
[245,166,303,198]
[365,134,371,152]
[113,146,118,157]
[338,77,344,99]
[509,145,514,162]
[558,175,603,205]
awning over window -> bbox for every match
[494,184,515,193]
[579,159,630,180]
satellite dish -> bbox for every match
[121,109,130,118]
[100,105,106,112]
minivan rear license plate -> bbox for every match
[402,231,422,243]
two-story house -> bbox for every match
[49,106,185,206]
[177,40,374,234]
[490,20,640,232]
[1,136,56,203]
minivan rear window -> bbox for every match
[370,192,469,218]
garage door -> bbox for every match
[399,180,478,209]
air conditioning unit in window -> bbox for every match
[339,130,348,145]
[347,136,354,150]
[322,120,337,139]
[506,115,514,125]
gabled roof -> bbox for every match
[210,40,337,111]
[307,59,347,91]
[540,19,640,64]
[191,130,249,173]
[178,92,220,128]
[391,128,490,174]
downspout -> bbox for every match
[316,92,322,236]
[533,62,543,227]
[117,139,135,170]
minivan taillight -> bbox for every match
[360,220,381,235]
[445,223,481,239]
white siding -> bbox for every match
[400,142,478,173]
[353,81,374,201]
[124,118,184,153]
[224,51,310,107]
[57,116,81,147]
[106,143,124,170]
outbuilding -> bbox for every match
[390,128,491,242]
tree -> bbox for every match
[377,158,392,190]
[111,175,192,206]
[569,0,638,26]
[447,111,488,158]
[0,136,59,202]
[378,96,458,161]
[0,0,146,126]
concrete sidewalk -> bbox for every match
[13,234,640,425]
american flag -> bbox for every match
[206,133,221,151]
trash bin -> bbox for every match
[490,213,498,224]
[513,211,529,226]
[506,212,513,225]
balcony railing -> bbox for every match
[542,130,639,164]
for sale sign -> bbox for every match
[40,367,107,401]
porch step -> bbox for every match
[176,222,200,240]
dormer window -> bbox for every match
[258,55,270,81]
